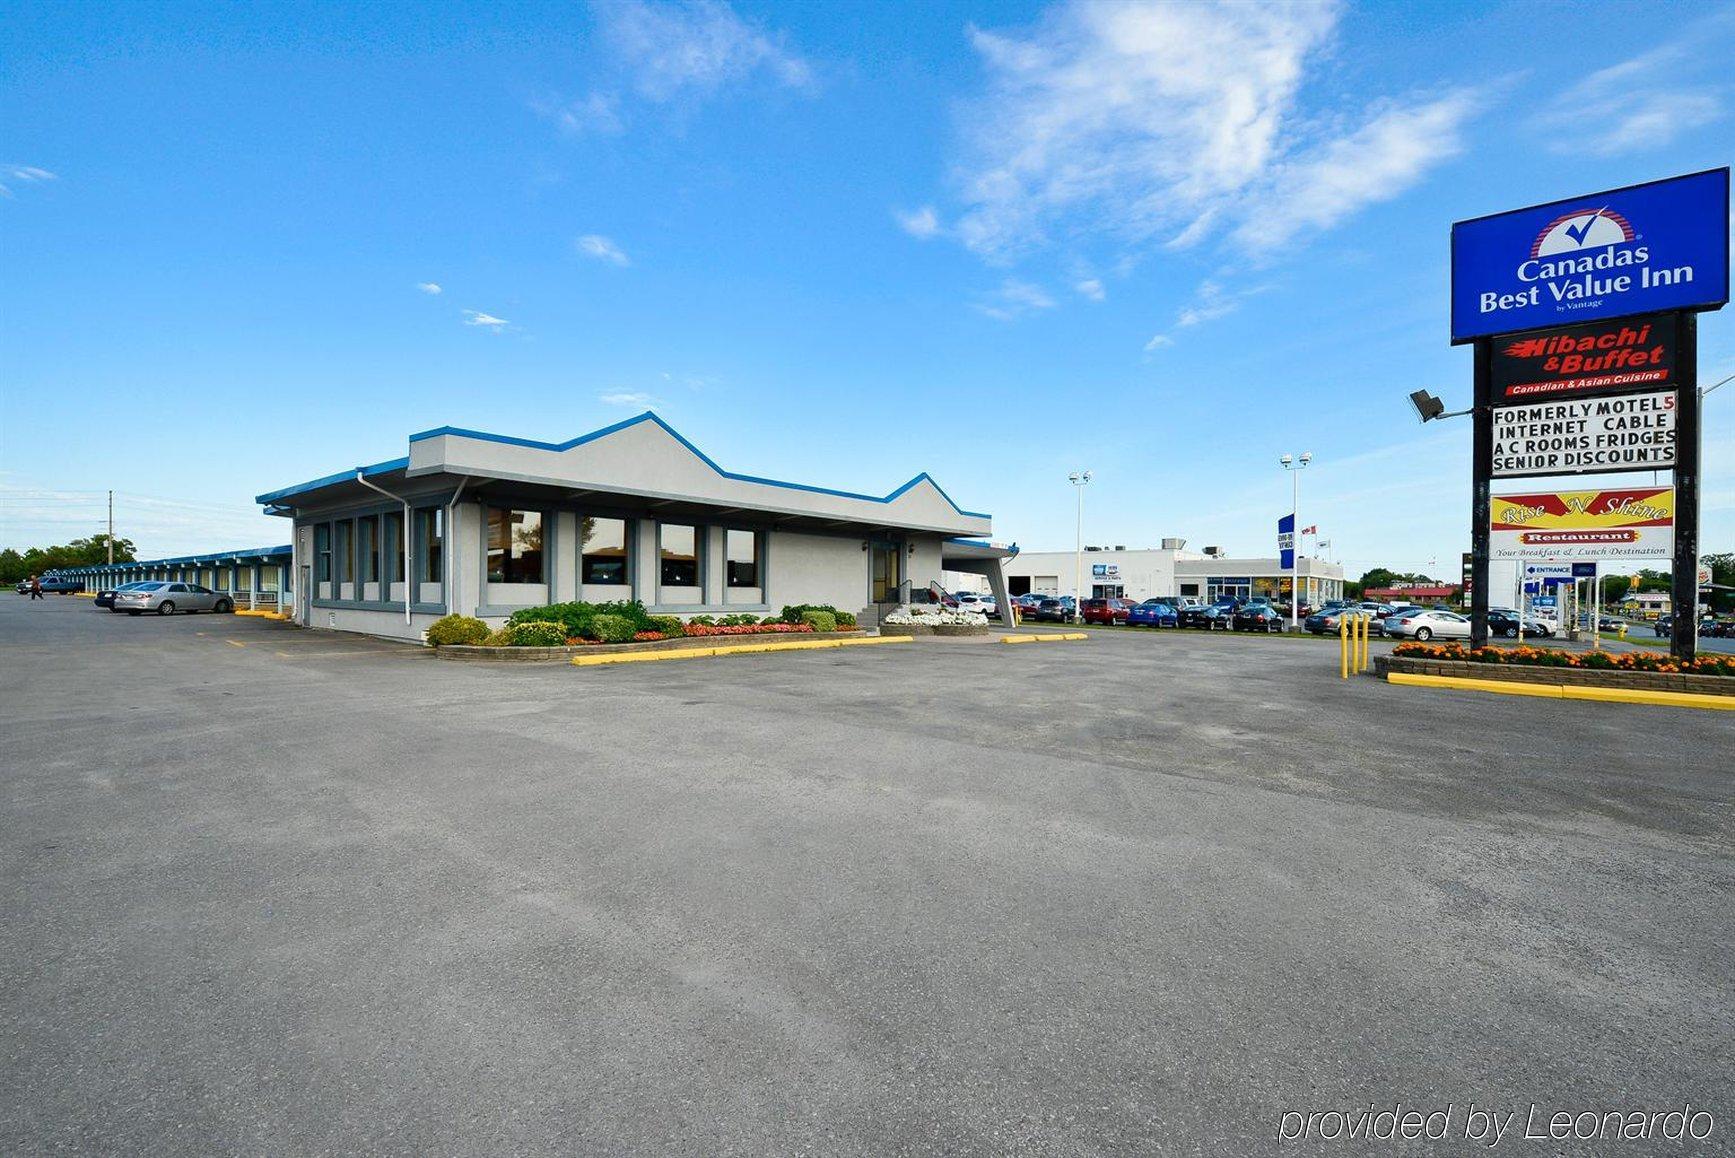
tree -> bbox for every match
[0,535,138,582]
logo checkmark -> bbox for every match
[1563,207,1606,247]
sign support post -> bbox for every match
[1470,339,1492,648]
[1670,314,1701,661]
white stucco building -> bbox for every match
[252,412,1012,639]
[958,544,1345,607]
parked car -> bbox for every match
[1187,598,1242,630]
[36,577,86,594]
[1080,597,1134,625]
[1303,607,1374,635]
[112,581,234,616]
[1232,603,1285,633]
[1011,594,1048,620]
[955,592,993,616]
[1370,605,1423,636]
[1653,615,1673,637]
[1026,597,1073,624]
[1485,610,1550,639]
[1382,609,1472,641]
[1126,599,1179,628]
[94,581,155,609]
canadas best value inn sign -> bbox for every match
[1451,169,1729,344]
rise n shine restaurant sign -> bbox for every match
[1490,487,1674,561]
[1451,169,1729,344]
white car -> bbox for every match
[955,593,995,615]
[1382,609,1472,641]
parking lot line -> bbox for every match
[225,639,246,648]
[1387,671,1735,711]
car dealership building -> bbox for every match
[977,544,1345,607]
[248,412,1011,639]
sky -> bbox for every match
[2,0,1732,579]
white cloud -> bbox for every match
[895,205,942,239]
[950,1,1476,261]
[541,90,626,135]
[596,0,812,102]
[417,282,443,295]
[1075,278,1105,301]
[577,234,631,265]
[973,278,1057,321]
[1,164,57,198]
[1142,333,1173,351]
[599,391,655,406]
[1535,39,1724,156]
[462,310,511,331]
[1230,92,1477,252]
[1143,279,1265,349]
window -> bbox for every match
[416,508,443,584]
[315,525,332,583]
[659,524,699,586]
[357,515,379,583]
[335,520,354,584]
[487,507,544,584]
[385,511,404,584]
[725,529,759,588]
[581,517,628,586]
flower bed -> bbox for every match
[879,606,991,636]
[435,627,869,662]
[1392,641,1735,677]
[1380,643,1735,696]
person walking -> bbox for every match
[27,574,44,600]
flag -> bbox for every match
[1300,525,1317,535]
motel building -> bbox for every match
[966,542,1345,606]
[222,412,1014,640]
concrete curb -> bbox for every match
[1387,672,1735,711]
[1000,633,1089,644]
[571,635,910,668]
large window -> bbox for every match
[487,507,544,584]
[659,524,699,586]
[335,521,354,585]
[725,529,759,588]
[581,517,628,585]
[315,526,332,584]
[385,511,404,583]
[357,515,379,584]
[416,508,443,584]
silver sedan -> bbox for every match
[1381,609,1472,641]
[112,581,234,616]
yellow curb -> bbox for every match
[1000,632,1090,644]
[1000,635,1038,644]
[74,591,98,598]
[1386,672,1735,711]
[571,634,909,667]
[235,609,290,620]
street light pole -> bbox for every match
[1280,452,1312,632]
[1068,470,1091,623]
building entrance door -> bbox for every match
[870,543,903,604]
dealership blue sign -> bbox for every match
[1451,169,1729,344]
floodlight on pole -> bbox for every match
[1280,453,1312,632]
[1409,389,1471,423]
[1069,471,1091,622]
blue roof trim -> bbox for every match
[253,456,410,506]
[945,537,1019,558]
[60,544,292,573]
[400,411,992,519]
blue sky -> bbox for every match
[3,0,1732,577]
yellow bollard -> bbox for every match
[1359,612,1371,672]
[1340,614,1350,679]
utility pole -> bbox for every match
[107,490,114,565]
[1068,471,1091,622]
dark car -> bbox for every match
[1653,615,1673,637]
[1186,598,1242,630]
[1486,610,1548,639]
[1232,603,1285,633]
[94,580,156,609]
[1080,597,1134,625]
[1027,598,1073,624]
[1127,599,1178,628]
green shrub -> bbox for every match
[781,603,842,624]
[719,613,759,626]
[645,615,684,637]
[833,610,856,627]
[590,599,651,631]
[425,614,489,646]
[509,602,596,637]
[590,613,636,643]
[688,614,717,626]
[761,615,783,625]
[801,610,837,633]
[508,620,569,647]
[482,627,514,647]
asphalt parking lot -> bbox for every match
[3,595,1731,1155]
